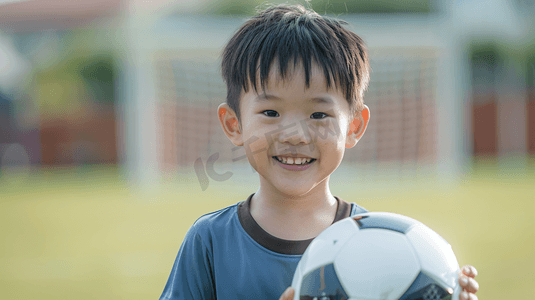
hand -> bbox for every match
[458,265,479,300]
[279,287,294,300]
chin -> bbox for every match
[271,179,325,198]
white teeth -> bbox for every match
[276,156,313,165]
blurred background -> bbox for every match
[0,0,533,299]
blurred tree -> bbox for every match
[79,55,116,105]
[201,0,432,16]
[309,0,431,14]
[34,53,116,119]
[0,92,14,144]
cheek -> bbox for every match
[316,134,346,158]
[311,118,348,145]
[242,128,271,162]
[314,119,348,161]
[250,137,269,157]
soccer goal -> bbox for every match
[147,14,466,185]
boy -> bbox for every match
[160,4,479,300]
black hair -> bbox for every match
[221,4,370,122]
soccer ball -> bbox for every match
[291,212,461,300]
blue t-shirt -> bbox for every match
[160,193,367,300]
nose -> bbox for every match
[277,119,312,146]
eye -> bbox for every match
[310,112,328,119]
[262,110,279,117]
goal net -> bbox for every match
[151,16,446,182]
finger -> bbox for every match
[279,287,295,300]
[459,275,479,294]
[462,265,478,278]
[465,277,480,294]
[459,290,478,300]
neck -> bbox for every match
[249,176,338,240]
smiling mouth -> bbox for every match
[272,156,316,165]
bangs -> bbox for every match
[252,15,341,93]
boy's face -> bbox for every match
[220,62,368,197]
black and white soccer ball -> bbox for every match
[291,212,461,300]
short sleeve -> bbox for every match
[159,223,215,300]
[350,203,368,215]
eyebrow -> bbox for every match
[255,93,334,105]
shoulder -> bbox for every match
[190,202,240,234]
[177,201,243,258]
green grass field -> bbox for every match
[0,164,534,299]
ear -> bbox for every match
[218,103,243,146]
[345,105,370,149]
